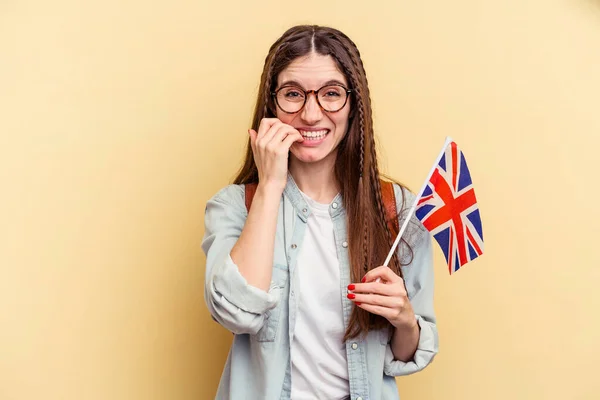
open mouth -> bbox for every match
[299,129,329,141]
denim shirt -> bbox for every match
[202,175,438,400]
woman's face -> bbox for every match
[275,52,351,165]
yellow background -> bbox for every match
[1,1,599,399]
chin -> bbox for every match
[291,147,334,164]
[291,152,322,163]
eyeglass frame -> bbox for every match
[271,84,353,114]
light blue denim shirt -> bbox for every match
[202,175,438,400]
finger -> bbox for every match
[355,303,397,320]
[266,124,298,147]
[257,118,279,134]
[257,118,281,141]
[349,293,404,309]
[348,281,398,296]
[249,129,257,146]
[257,122,284,150]
[281,130,304,149]
[270,126,304,150]
[362,266,402,284]
[249,129,261,158]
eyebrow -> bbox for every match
[278,79,348,89]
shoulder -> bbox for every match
[390,182,416,214]
[206,183,247,214]
[390,182,429,258]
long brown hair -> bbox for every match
[233,25,413,340]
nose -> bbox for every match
[300,92,323,124]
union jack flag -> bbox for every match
[415,139,484,274]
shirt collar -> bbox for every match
[283,173,345,221]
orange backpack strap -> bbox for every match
[380,180,399,240]
[244,180,398,237]
[244,183,258,212]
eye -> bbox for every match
[281,87,305,98]
[322,86,343,97]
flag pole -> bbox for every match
[383,136,453,267]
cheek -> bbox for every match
[276,110,295,124]
[333,112,350,137]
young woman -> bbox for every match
[202,24,438,400]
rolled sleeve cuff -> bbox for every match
[211,254,280,315]
[383,315,439,377]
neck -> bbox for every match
[289,154,339,204]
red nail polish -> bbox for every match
[356,302,361,306]
[361,277,366,283]
[347,293,356,299]
[347,284,355,290]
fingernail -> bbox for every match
[347,284,355,290]
[361,277,366,283]
[356,302,361,306]
[347,293,356,299]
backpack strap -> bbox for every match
[244,180,398,237]
[244,183,258,212]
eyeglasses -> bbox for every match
[271,84,352,114]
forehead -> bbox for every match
[277,53,348,88]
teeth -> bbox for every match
[299,130,328,139]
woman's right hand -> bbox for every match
[249,118,304,191]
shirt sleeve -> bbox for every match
[201,184,280,335]
[383,185,439,376]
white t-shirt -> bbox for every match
[290,191,350,400]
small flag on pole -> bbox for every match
[384,137,484,274]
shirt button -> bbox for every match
[357,397,363,400]
[342,241,348,248]
[291,244,297,249]
[302,208,308,214]
[332,202,338,209]
[351,343,358,350]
